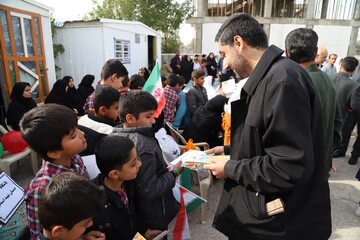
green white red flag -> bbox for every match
[142,60,165,118]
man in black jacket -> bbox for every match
[331,57,360,164]
[204,13,331,240]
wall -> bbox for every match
[201,22,353,59]
[102,25,149,76]
[54,25,104,86]
[202,23,222,55]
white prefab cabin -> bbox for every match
[54,19,162,86]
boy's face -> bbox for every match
[194,76,205,87]
[58,217,93,240]
[61,128,87,157]
[126,110,156,127]
[118,147,142,181]
[102,101,119,122]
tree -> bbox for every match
[50,17,65,73]
[85,0,192,53]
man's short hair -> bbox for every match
[95,135,135,176]
[285,28,318,64]
[215,13,268,50]
[192,69,205,79]
[342,57,359,72]
[39,172,105,231]
[20,104,77,162]
[101,59,129,81]
[329,54,338,59]
[119,91,157,122]
[129,74,146,90]
[93,85,120,113]
[167,74,181,87]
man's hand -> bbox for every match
[203,156,229,179]
[83,231,105,240]
[204,146,225,155]
[144,229,163,240]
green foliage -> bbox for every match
[85,0,192,50]
[50,17,65,72]
[162,34,181,53]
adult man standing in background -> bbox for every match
[285,28,342,173]
[331,57,360,165]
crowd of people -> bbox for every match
[2,12,360,240]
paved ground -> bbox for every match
[7,137,360,239]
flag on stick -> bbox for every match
[142,60,165,118]
[172,183,207,240]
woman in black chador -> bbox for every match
[7,82,37,130]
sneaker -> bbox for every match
[355,206,360,217]
[348,156,358,165]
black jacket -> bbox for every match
[111,126,180,230]
[330,72,360,118]
[87,174,139,240]
[216,46,331,240]
[186,85,208,116]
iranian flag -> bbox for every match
[142,60,166,118]
[172,182,206,240]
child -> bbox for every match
[186,69,208,117]
[163,74,181,125]
[20,104,103,240]
[78,85,120,134]
[199,58,208,76]
[38,172,105,240]
[84,59,128,114]
[129,74,146,91]
[86,135,143,240]
[112,91,183,235]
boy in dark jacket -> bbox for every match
[186,69,208,117]
[86,135,142,240]
[111,91,183,238]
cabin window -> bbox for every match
[114,39,131,64]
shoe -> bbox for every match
[348,156,358,165]
[333,149,346,158]
[355,206,360,217]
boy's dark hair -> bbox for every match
[101,59,129,81]
[119,91,157,122]
[93,85,120,113]
[122,75,130,87]
[39,172,105,231]
[20,104,77,162]
[192,69,205,79]
[342,56,359,72]
[167,74,181,87]
[129,74,146,90]
[215,13,268,50]
[95,135,135,176]
[161,75,167,82]
[178,75,185,86]
[285,28,318,64]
